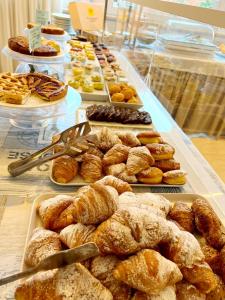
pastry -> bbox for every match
[24,228,61,267]
[127,97,139,104]
[103,144,130,166]
[97,127,122,152]
[93,82,104,90]
[42,39,60,53]
[97,175,132,194]
[80,153,102,182]
[137,131,161,144]
[176,281,206,300]
[27,22,37,29]
[41,25,65,35]
[38,194,75,230]
[86,105,152,125]
[113,249,182,294]
[118,169,138,183]
[169,201,194,232]
[90,255,132,300]
[181,262,218,294]
[163,170,187,185]
[73,67,83,76]
[153,159,180,172]
[111,93,125,102]
[15,263,113,300]
[146,143,175,160]
[201,243,220,274]
[105,163,126,177]
[192,198,225,249]
[118,132,141,147]
[126,146,154,175]
[121,88,134,100]
[218,245,225,282]
[72,182,118,224]
[108,83,121,95]
[91,73,101,82]
[132,286,176,300]
[68,79,80,89]
[52,156,78,183]
[137,167,163,184]
[206,275,225,300]
[59,223,95,248]
[85,63,94,74]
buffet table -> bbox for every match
[0,51,225,299]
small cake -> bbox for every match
[87,53,95,60]
[72,67,83,76]
[111,93,125,102]
[108,83,121,95]
[163,170,187,185]
[68,80,80,89]
[137,167,163,184]
[85,64,94,74]
[121,88,134,100]
[137,131,161,145]
[93,82,104,90]
[82,81,94,93]
[91,73,101,82]
[146,143,175,160]
[105,75,116,82]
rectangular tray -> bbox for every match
[21,192,221,272]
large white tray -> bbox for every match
[21,192,222,271]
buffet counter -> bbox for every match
[0,51,225,299]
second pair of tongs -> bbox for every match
[8,122,96,177]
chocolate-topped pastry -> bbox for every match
[95,46,102,51]
[107,56,114,63]
[105,53,112,57]
[96,54,105,60]
[86,104,152,125]
[34,45,57,56]
[99,43,105,47]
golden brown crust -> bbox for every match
[163,170,187,185]
[206,275,225,300]
[137,131,161,138]
[169,201,194,232]
[153,159,180,172]
[201,244,220,274]
[41,25,65,35]
[80,153,102,182]
[105,163,126,177]
[97,127,122,152]
[52,156,78,183]
[192,198,225,249]
[103,144,130,166]
[118,132,141,147]
[24,228,61,267]
[137,167,163,184]
[113,249,182,295]
[132,286,176,300]
[118,169,138,184]
[176,281,206,300]
[146,143,174,160]
[97,175,132,194]
[127,146,154,175]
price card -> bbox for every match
[36,9,49,25]
[28,25,41,52]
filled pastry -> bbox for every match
[163,170,187,185]
[146,143,175,160]
[137,131,161,145]
[137,167,163,184]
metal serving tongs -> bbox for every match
[0,242,99,286]
[8,121,96,177]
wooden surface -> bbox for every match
[192,138,225,183]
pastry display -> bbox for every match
[0,72,68,105]
[51,127,186,186]
[8,36,58,56]
[86,105,152,125]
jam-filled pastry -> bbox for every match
[176,281,206,300]
[163,170,187,185]
[103,144,130,166]
[126,146,154,175]
[105,163,126,177]
[113,249,182,295]
[80,153,102,182]
[137,167,163,184]
[118,132,141,147]
[97,127,122,152]
[169,201,194,232]
[132,286,176,300]
[97,175,132,194]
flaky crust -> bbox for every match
[52,156,78,183]
[24,228,61,267]
[201,244,220,274]
[118,132,141,147]
[169,201,194,232]
[59,223,95,248]
[80,153,102,182]
[118,169,138,183]
[97,175,132,194]
[206,275,225,300]
[176,281,206,300]
[192,198,225,249]
[126,146,154,175]
[38,195,74,230]
[132,286,176,300]
[97,127,122,152]
[153,159,180,172]
[103,144,130,166]
[113,249,182,295]
[15,263,113,300]
[91,255,132,300]
[105,163,126,177]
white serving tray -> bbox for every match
[21,192,220,272]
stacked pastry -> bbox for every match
[15,177,225,299]
[52,127,186,185]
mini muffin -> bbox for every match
[108,83,121,95]
[111,93,125,102]
[163,170,187,185]
[137,131,161,144]
[137,167,163,184]
[146,143,175,160]
[121,88,134,100]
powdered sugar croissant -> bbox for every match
[97,175,132,194]
[126,146,154,175]
[113,249,182,295]
[97,127,122,152]
[103,144,130,166]
[132,286,176,300]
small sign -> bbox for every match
[28,25,41,52]
[69,2,104,32]
[35,9,49,25]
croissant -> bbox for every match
[118,168,138,183]
[60,223,95,248]
[90,255,132,300]
[38,194,74,230]
[192,198,225,249]
[169,201,194,232]
[206,275,225,300]
[80,153,102,182]
[113,249,182,295]
[15,263,113,300]
[72,182,118,225]
[201,243,220,274]
[181,262,218,294]
[105,163,126,177]
[176,281,206,300]
[118,132,141,147]
[132,286,176,300]
[126,146,154,175]
[218,245,225,283]
[93,207,171,255]
[97,127,122,152]
[24,228,61,267]
[97,175,132,194]
[52,156,78,183]
[103,144,130,166]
